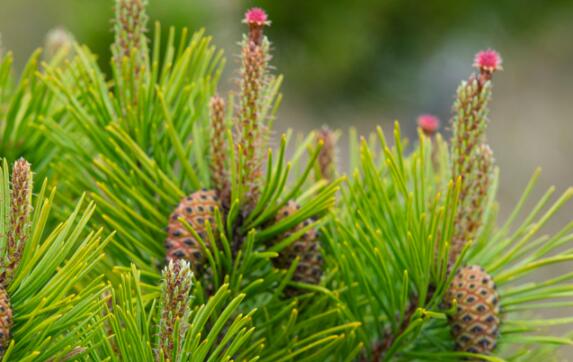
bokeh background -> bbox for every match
[2,0,573,349]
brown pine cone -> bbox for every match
[274,201,323,291]
[445,265,500,355]
[165,189,221,274]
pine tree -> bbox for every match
[0,2,571,361]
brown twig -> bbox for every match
[364,286,436,361]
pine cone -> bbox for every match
[165,189,221,273]
[0,287,12,353]
[446,265,500,355]
[274,201,323,290]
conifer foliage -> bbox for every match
[0,159,109,360]
[95,261,258,361]
[41,1,353,360]
[0,1,572,361]
[0,44,70,180]
[324,48,573,361]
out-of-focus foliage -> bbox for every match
[251,0,573,104]
[3,0,573,108]
[0,0,215,76]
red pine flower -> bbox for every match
[417,114,440,136]
[244,7,269,26]
[243,7,270,45]
[473,49,502,74]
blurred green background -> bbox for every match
[2,0,573,329]
[2,0,571,188]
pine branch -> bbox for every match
[366,295,420,362]
[0,49,64,179]
[37,6,354,360]
[0,159,109,360]
[104,264,261,361]
[11,2,572,360]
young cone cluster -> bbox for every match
[112,0,149,70]
[157,260,194,360]
[165,190,221,272]
[237,8,271,213]
[449,50,501,263]
[273,201,323,293]
[209,95,230,208]
[446,265,500,354]
[3,159,32,284]
[0,287,11,354]
[0,159,31,354]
